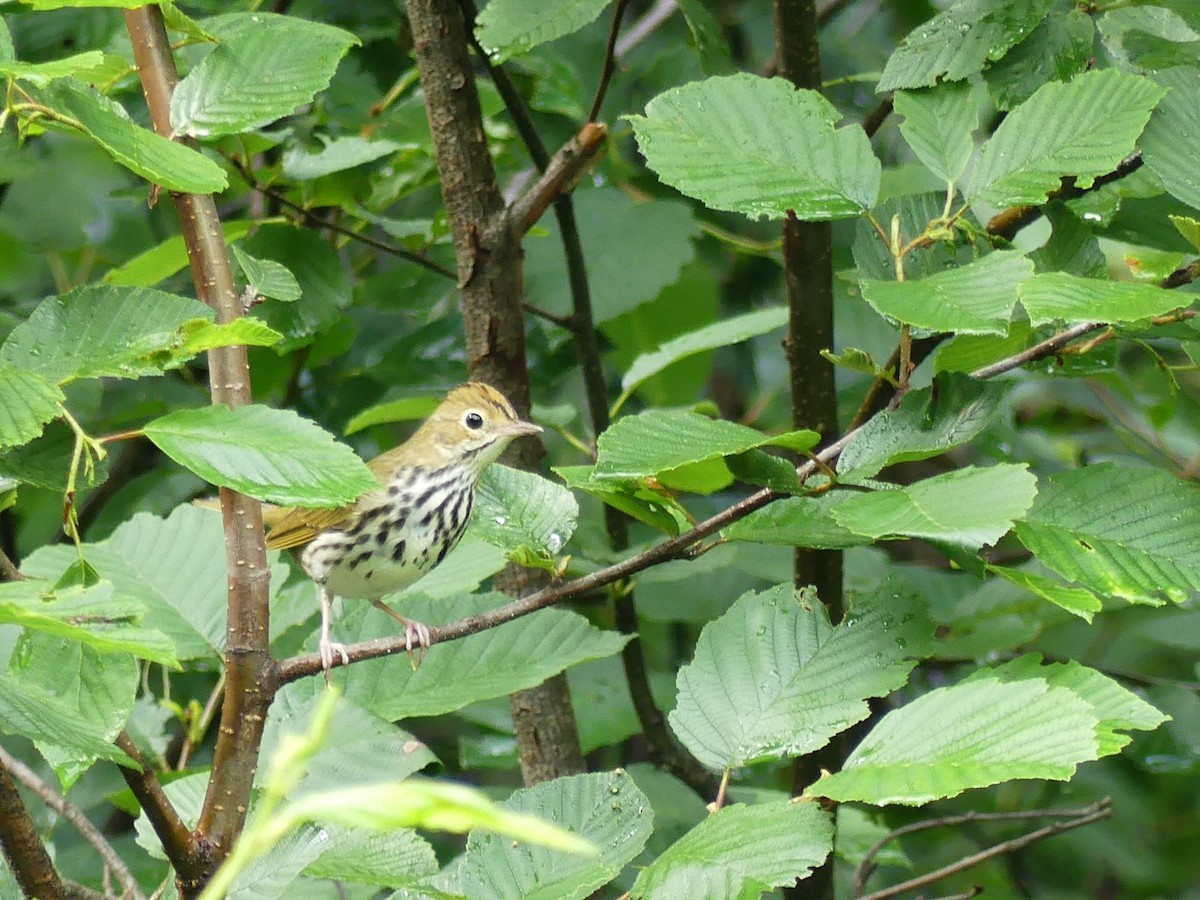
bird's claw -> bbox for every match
[319,637,351,683]
[404,621,432,670]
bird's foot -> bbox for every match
[319,637,351,683]
[403,619,432,670]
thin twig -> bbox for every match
[615,0,677,59]
[851,798,1111,895]
[226,156,456,280]
[0,745,147,900]
[588,0,631,122]
[856,800,1112,900]
[507,123,610,236]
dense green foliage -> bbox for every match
[1,0,1198,898]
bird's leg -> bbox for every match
[318,585,350,681]
[368,598,432,668]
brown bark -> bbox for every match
[408,0,584,783]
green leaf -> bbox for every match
[19,506,287,661]
[243,225,352,351]
[0,50,105,87]
[469,465,578,569]
[104,220,259,288]
[0,284,213,384]
[292,778,597,855]
[988,564,1103,622]
[554,465,692,536]
[0,669,135,770]
[812,676,1100,804]
[0,580,178,666]
[831,464,1039,550]
[524,187,699,322]
[722,494,872,550]
[343,593,629,720]
[10,634,137,788]
[1170,214,1200,252]
[231,245,302,302]
[983,11,1094,111]
[975,655,1168,756]
[167,318,284,358]
[859,251,1033,335]
[344,395,440,435]
[837,375,1008,479]
[619,307,787,407]
[170,13,360,138]
[878,0,1055,91]
[631,800,832,898]
[38,79,227,193]
[0,364,63,448]
[894,82,977,183]
[280,135,402,181]
[458,770,650,899]
[594,409,817,493]
[1140,67,1200,211]
[1015,464,1200,604]
[1098,6,1200,72]
[18,0,155,7]
[1030,205,1107,278]
[143,404,377,507]
[301,824,437,889]
[475,0,614,62]
[967,70,1166,208]
[1017,272,1185,326]
[261,683,437,796]
[669,584,933,770]
[629,74,880,221]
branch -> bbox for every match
[615,0,677,59]
[277,269,1199,683]
[854,799,1112,900]
[0,758,63,900]
[507,123,610,236]
[588,0,631,121]
[114,733,206,884]
[0,745,146,900]
[124,6,274,879]
[986,154,1144,241]
[0,545,22,582]
[225,157,456,280]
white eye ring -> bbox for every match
[464,411,484,430]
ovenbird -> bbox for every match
[265,382,541,676]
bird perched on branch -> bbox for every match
[265,382,541,677]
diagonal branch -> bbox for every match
[851,798,1111,896]
[507,123,610,236]
[114,732,206,885]
[0,745,146,900]
[276,267,1199,684]
[0,758,63,900]
[856,800,1112,900]
[124,6,274,886]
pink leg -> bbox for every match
[368,598,432,667]
[319,587,350,681]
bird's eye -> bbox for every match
[464,412,484,430]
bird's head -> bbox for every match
[416,382,542,474]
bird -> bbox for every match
[264,382,541,677]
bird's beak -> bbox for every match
[498,420,543,437]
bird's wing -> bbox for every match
[263,457,400,551]
[264,504,356,550]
